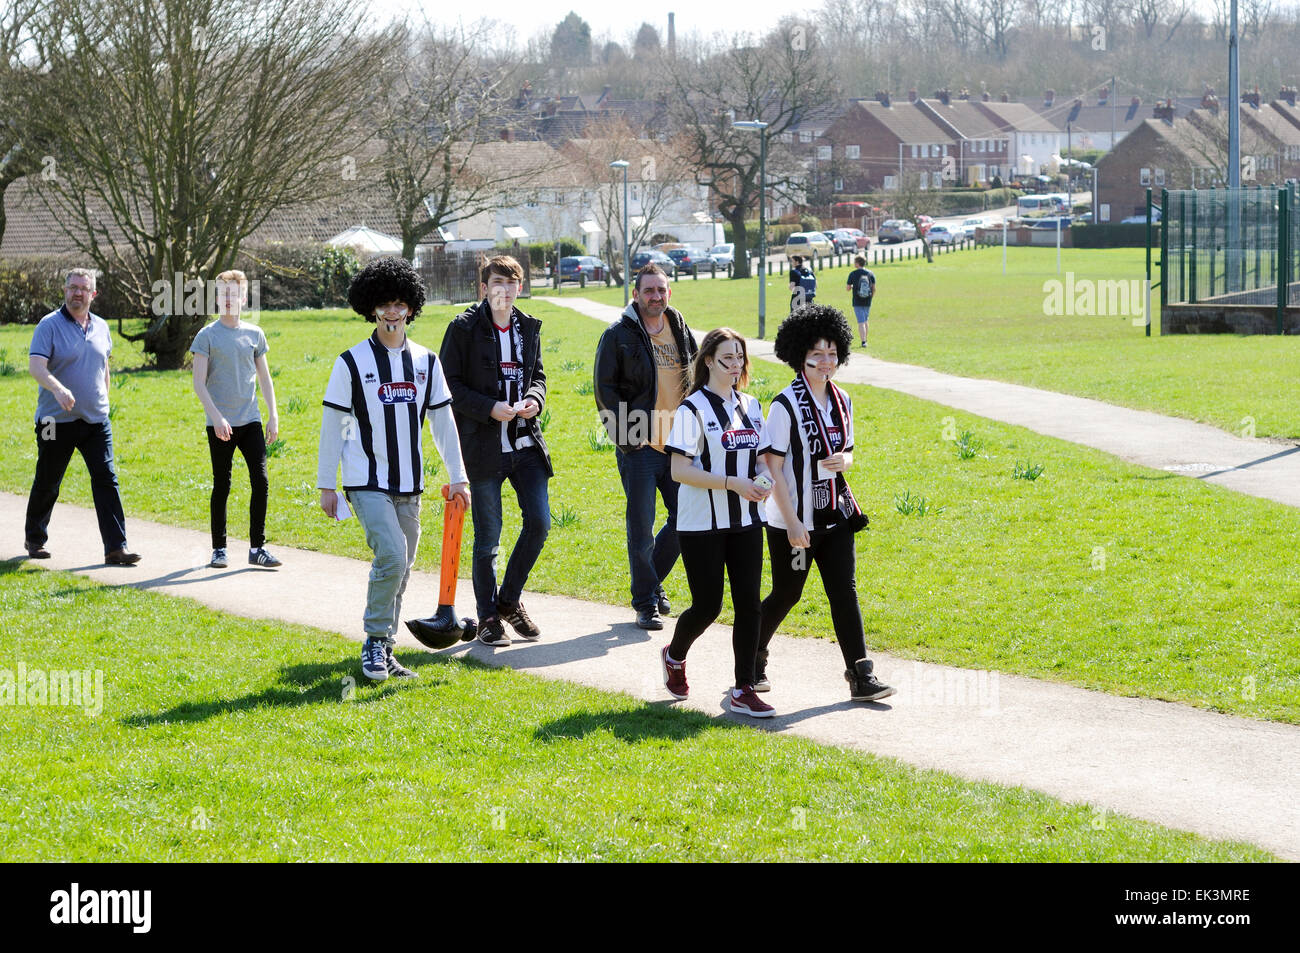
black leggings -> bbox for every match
[669,526,764,688]
[759,522,867,669]
[207,422,268,549]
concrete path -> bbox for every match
[553,297,1300,509]
[5,492,1298,860]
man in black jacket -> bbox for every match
[593,264,698,630]
[439,255,551,646]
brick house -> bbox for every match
[815,92,957,192]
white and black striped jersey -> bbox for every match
[322,333,453,493]
[494,321,535,454]
[763,382,855,531]
[665,386,769,535]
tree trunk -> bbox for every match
[729,211,750,279]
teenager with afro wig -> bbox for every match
[758,303,895,702]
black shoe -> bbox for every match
[497,599,541,641]
[24,541,50,559]
[656,591,671,616]
[636,606,663,630]
[105,548,141,566]
[476,615,510,646]
[754,649,771,692]
[846,658,895,702]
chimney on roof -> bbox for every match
[1242,88,1261,108]
[876,90,890,107]
[981,91,990,102]
[908,89,918,103]
[958,87,971,101]
[517,82,532,107]
[667,13,676,59]
[1280,86,1299,107]
[1153,100,1175,122]
[1201,88,1220,112]
[1000,92,1009,103]
[1044,89,1055,108]
[499,128,514,142]
[936,88,951,105]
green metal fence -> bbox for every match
[1161,186,1298,308]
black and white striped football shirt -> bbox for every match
[665,386,769,535]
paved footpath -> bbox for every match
[554,297,1300,509]
[5,492,1298,859]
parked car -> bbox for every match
[828,229,859,253]
[559,256,606,282]
[843,227,871,249]
[877,219,917,243]
[1119,209,1161,225]
[666,246,714,275]
[783,231,833,259]
[630,249,675,272]
[708,243,735,267]
[926,224,961,245]
[960,217,991,238]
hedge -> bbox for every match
[1069,223,1150,248]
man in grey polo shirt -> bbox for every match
[24,268,140,565]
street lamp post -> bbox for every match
[610,160,630,306]
[733,119,769,338]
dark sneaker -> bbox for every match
[384,645,418,678]
[661,646,689,699]
[476,615,510,646]
[249,547,282,568]
[210,548,228,569]
[656,591,671,616]
[846,659,896,702]
[636,606,663,630]
[728,685,776,718]
[24,541,50,559]
[497,599,541,641]
[754,649,771,692]
[105,548,141,565]
[361,638,388,682]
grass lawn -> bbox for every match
[0,563,1274,861]
[538,246,1300,439]
[2,304,1298,724]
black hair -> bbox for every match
[348,256,426,322]
[773,303,854,371]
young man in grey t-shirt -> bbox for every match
[190,270,281,568]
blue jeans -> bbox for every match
[469,447,551,620]
[25,419,127,553]
[615,446,680,610]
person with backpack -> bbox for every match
[846,255,875,347]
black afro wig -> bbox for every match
[348,256,426,322]
[773,303,854,372]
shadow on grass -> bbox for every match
[122,650,449,727]
[533,700,723,745]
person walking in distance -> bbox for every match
[788,255,817,312]
[438,255,551,647]
[24,268,139,565]
[660,328,776,718]
[757,304,894,702]
[845,255,875,347]
[317,257,469,682]
[190,270,282,570]
[594,264,698,630]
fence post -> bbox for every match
[1188,190,1198,304]
[1278,186,1289,335]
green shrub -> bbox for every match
[235,243,361,310]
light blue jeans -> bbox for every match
[347,490,421,643]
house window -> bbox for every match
[1154,168,1165,186]
[845,145,860,159]
[919,174,928,190]
[932,172,943,188]
[1140,168,1151,186]
[989,164,1000,177]
[932,144,940,157]
[779,132,793,143]
[883,175,898,190]
[818,145,832,160]
[799,130,813,143]
[834,177,844,191]
[911,145,919,158]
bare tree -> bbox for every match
[0,0,50,248]
[22,0,383,368]
[1130,0,1192,42]
[662,22,839,279]
[368,20,549,260]
[888,172,943,262]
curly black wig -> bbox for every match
[773,303,854,372]
[348,256,426,322]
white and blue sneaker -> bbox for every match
[384,645,418,678]
[361,638,388,682]
[249,547,282,568]
[210,548,228,569]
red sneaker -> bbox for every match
[728,685,775,718]
[661,646,689,700]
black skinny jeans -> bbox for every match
[759,522,867,670]
[668,526,764,688]
[207,422,268,549]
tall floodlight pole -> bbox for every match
[733,119,770,337]
[610,160,630,306]
[1227,0,1241,290]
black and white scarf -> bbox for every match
[789,372,868,532]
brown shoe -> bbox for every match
[105,548,141,566]
[24,541,51,559]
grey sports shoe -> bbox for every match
[210,548,228,569]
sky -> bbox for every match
[372,1,787,47]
